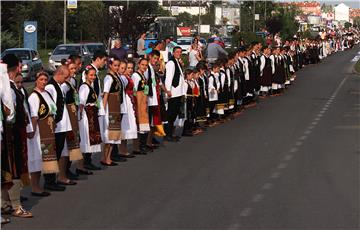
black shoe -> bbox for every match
[152,138,160,145]
[140,146,152,153]
[75,168,93,175]
[132,150,147,155]
[164,136,174,142]
[118,153,136,158]
[182,132,193,137]
[100,161,118,166]
[66,170,79,180]
[111,154,128,162]
[84,163,101,171]
[44,183,66,191]
[31,191,51,197]
[20,196,28,202]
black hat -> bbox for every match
[2,53,19,69]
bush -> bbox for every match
[1,30,18,52]
[232,31,265,47]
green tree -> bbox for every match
[1,30,18,51]
[266,4,300,40]
[176,12,193,27]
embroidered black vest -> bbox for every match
[47,78,64,123]
[65,81,76,104]
[135,71,146,92]
[147,66,154,96]
[32,90,51,120]
[10,82,27,126]
[107,72,124,104]
[168,58,181,88]
[83,83,97,104]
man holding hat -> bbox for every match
[1,54,33,218]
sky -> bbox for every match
[273,0,360,8]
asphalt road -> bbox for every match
[6,46,360,230]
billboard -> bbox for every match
[215,7,240,26]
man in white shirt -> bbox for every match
[45,66,75,191]
[164,47,185,141]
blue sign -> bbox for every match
[24,21,37,50]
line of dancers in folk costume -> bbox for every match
[2,34,355,223]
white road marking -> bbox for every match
[307,125,315,130]
[295,141,303,146]
[240,208,252,217]
[284,154,294,161]
[252,194,264,202]
[277,162,288,169]
[299,135,308,140]
[311,121,318,125]
[304,130,312,135]
[270,171,281,179]
[261,183,274,190]
[290,147,298,153]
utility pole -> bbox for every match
[198,0,201,35]
[64,0,67,44]
[252,0,255,32]
[239,0,241,32]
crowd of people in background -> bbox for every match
[1,27,359,224]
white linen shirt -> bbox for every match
[45,83,72,133]
[165,59,185,98]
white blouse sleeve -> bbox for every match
[79,85,90,105]
[103,75,113,93]
[45,84,57,103]
[131,73,141,92]
[28,93,40,118]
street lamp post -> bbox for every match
[239,0,241,32]
[198,0,201,35]
[64,0,67,44]
[252,0,255,32]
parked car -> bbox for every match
[83,42,106,57]
[222,37,233,49]
[176,37,193,55]
[1,48,43,81]
[48,44,92,72]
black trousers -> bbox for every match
[166,96,182,137]
[44,132,67,185]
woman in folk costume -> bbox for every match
[131,58,151,153]
[189,68,202,135]
[119,61,139,156]
[27,72,58,198]
[271,47,283,97]
[149,62,166,141]
[226,53,236,114]
[144,50,164,150]
[207,62,221,127]
[259,46,274,98]
[195,62,209,125]
[78,66,102,170]
[182,69,195,136]
[100,56,124,166]
[62,62,92,176]
[217,59,229,117]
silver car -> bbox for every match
[1,48,43,81]
[48,44,92,72]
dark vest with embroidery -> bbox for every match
[135,71,146,92]
[47,78,64,123]
[147,66,154,96]
[32,91,51,120]
[107,72,124,104]
[83,83,97,104]
[65,81,76,104]
[10,82,27,126]
[168,58,181,88]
